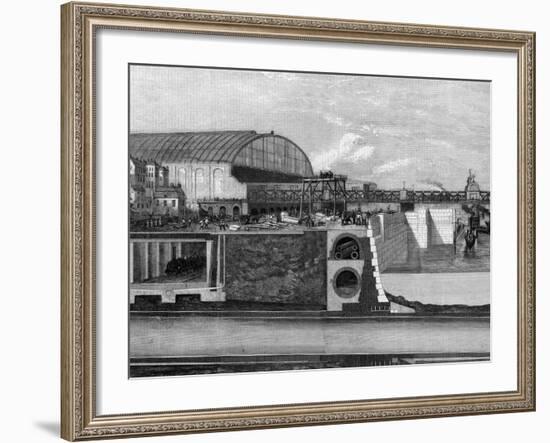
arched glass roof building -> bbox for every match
[129,130,314,179]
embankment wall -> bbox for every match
[372,213,409,272]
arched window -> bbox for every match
[178,168,186,188]
[213,168,224,196]
[194,168,204,198]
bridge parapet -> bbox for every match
[247,187,490,204]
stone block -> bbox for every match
[161,289,176,303]
[200,289,226,302]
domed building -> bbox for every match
[464,169,481,200]
[130,130,314,217]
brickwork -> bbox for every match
[373,213,408,272]
[369,208,456,273]
[405,210,429,248]
[414,202,488,226]
[427,208,455,245]
[369,215,382,237]
[375,230,408,272]
[365,225,389,304]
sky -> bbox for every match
[130,64,490,191]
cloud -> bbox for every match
[372,158,413,175]
[131,65,490,190]
[323,114,349,128]
[349,145,376,162]
[311,133,375,172]
[359,123,379,135]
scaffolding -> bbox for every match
[298,172,348,218]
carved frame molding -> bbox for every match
[61,2,535,440]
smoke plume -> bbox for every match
[421,178,447,192]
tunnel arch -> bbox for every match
[331,233,363,260]
[333,267,361,298]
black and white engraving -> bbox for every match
[128,64,490,377]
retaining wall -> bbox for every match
[373,213,409,272]
[405,210,429,249]
[427,208,455,245]
[373,208,456,272]
[414,202,488,225]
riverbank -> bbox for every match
[385,293,489,315]
[130,286,490,316]
[380,272,490,307]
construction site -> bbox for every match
[129,129,490,317]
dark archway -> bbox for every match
[333,235,361,260]
[334,268,360,298]
[400,202,415,212]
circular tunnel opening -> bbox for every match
[333,236,361,260]
[334,269,360,298]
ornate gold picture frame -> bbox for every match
[61,2,535,440]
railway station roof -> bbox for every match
[129,130,314,177]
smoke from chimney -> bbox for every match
[420,178,447,192]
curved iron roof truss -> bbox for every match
[129,131,313,176]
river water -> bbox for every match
[387,232,490,274]
[381,232,490,306]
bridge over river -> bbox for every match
[247,183,490,216]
